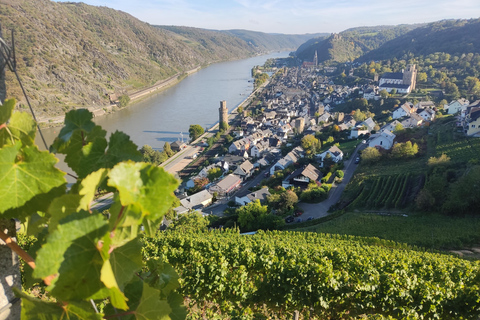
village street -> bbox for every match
[298,141,367,221]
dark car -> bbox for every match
[355,156,360,164]
[285,216,294,223]
[307,216,314,221]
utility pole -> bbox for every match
[0,24,22,320]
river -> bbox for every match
[40,51,289,150]
[38,51,289,179]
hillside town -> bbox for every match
[168,59,480,225]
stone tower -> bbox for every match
[219,100,228,129]
[313,50,318,66]
[403,64,417,91]
[294,118,305,134]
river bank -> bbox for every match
[36,65,203,127]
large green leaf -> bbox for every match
[0,143,66,214]
[2,185,66,225]
[122,281,172,320]
[110,238,143,290]
[108,201,142,246]
[78,168,109,211]
[33,211,109,300]
[108,162,178,221]
[143,260,180,298]
[61,125,107,175]
[17,290,103,320]
[56,125,142,179]
[52,109,96,147]
[48,194,82,231]
[0,110,37,147]
[0,98,15,126]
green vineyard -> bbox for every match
[348,174,421,210]
[143,230,480,319]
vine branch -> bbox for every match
[0,229,36,270]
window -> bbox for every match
[472,125,476,128]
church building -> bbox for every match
[379,64,417,94]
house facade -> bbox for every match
[368,131,395,150]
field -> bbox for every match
[299,212,480,250]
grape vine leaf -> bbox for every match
[1,185,65,226]
[108,161,178,221]
[33,211,110,300]
[122,280,172,320]
[16,290,103,320]
[78,168,109,211]
[48,194,82,231]
[167,292,188,320]
[0,98,15,125]
[0,142,66,214]
[143,260,180,298]
[107,200,141,247]
[109,238,143,290]
[53,109,96,144]
[0,110,37,147]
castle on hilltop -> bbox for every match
[379,64,417,94]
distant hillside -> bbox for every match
[358,19,480,62]
[295,24,422,63]
[157,26,326,56]
[0,0,316,119]
[223,29,328,52]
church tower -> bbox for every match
[313,50,318,66]
[403,64,417,91]
[219,100,228,130]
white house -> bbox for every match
[317,145,344,167]
[447,99,470,115]
[418,108,436,122]
[392,103,415,119]
[349,128,369,139]
[234,187,271,206]
[270,147,304,175]
[178,190,213,211]
[368,131,396,150]
[380,120,402,133]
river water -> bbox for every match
[39,51,289,152]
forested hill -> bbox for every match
[158,26,327,54]
[357,18,480,62]
[0,0,315,119]
[295,24,422,63]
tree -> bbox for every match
[118,94,130,108]
[163,142,174,157]
[379,89,389,98]
[169,211,209,232]
[353,108,366,122]
[237,106,243,114]
[189,124,204,141]
[236,200,269,231]
[361,147,381,163]
[219,121,229,131]
[391,141,418,158]
[417,72,428,83]
[301,134,321,155]
[394,123,404,133]
[207,167,223,181]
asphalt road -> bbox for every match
[297,141,368,222]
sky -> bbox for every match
[54,0,480,34]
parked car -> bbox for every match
[285,216,294,223]
[296,218,303,223]
[355,156,360,164]
[294,211,303,217]
[307,216,314,221]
